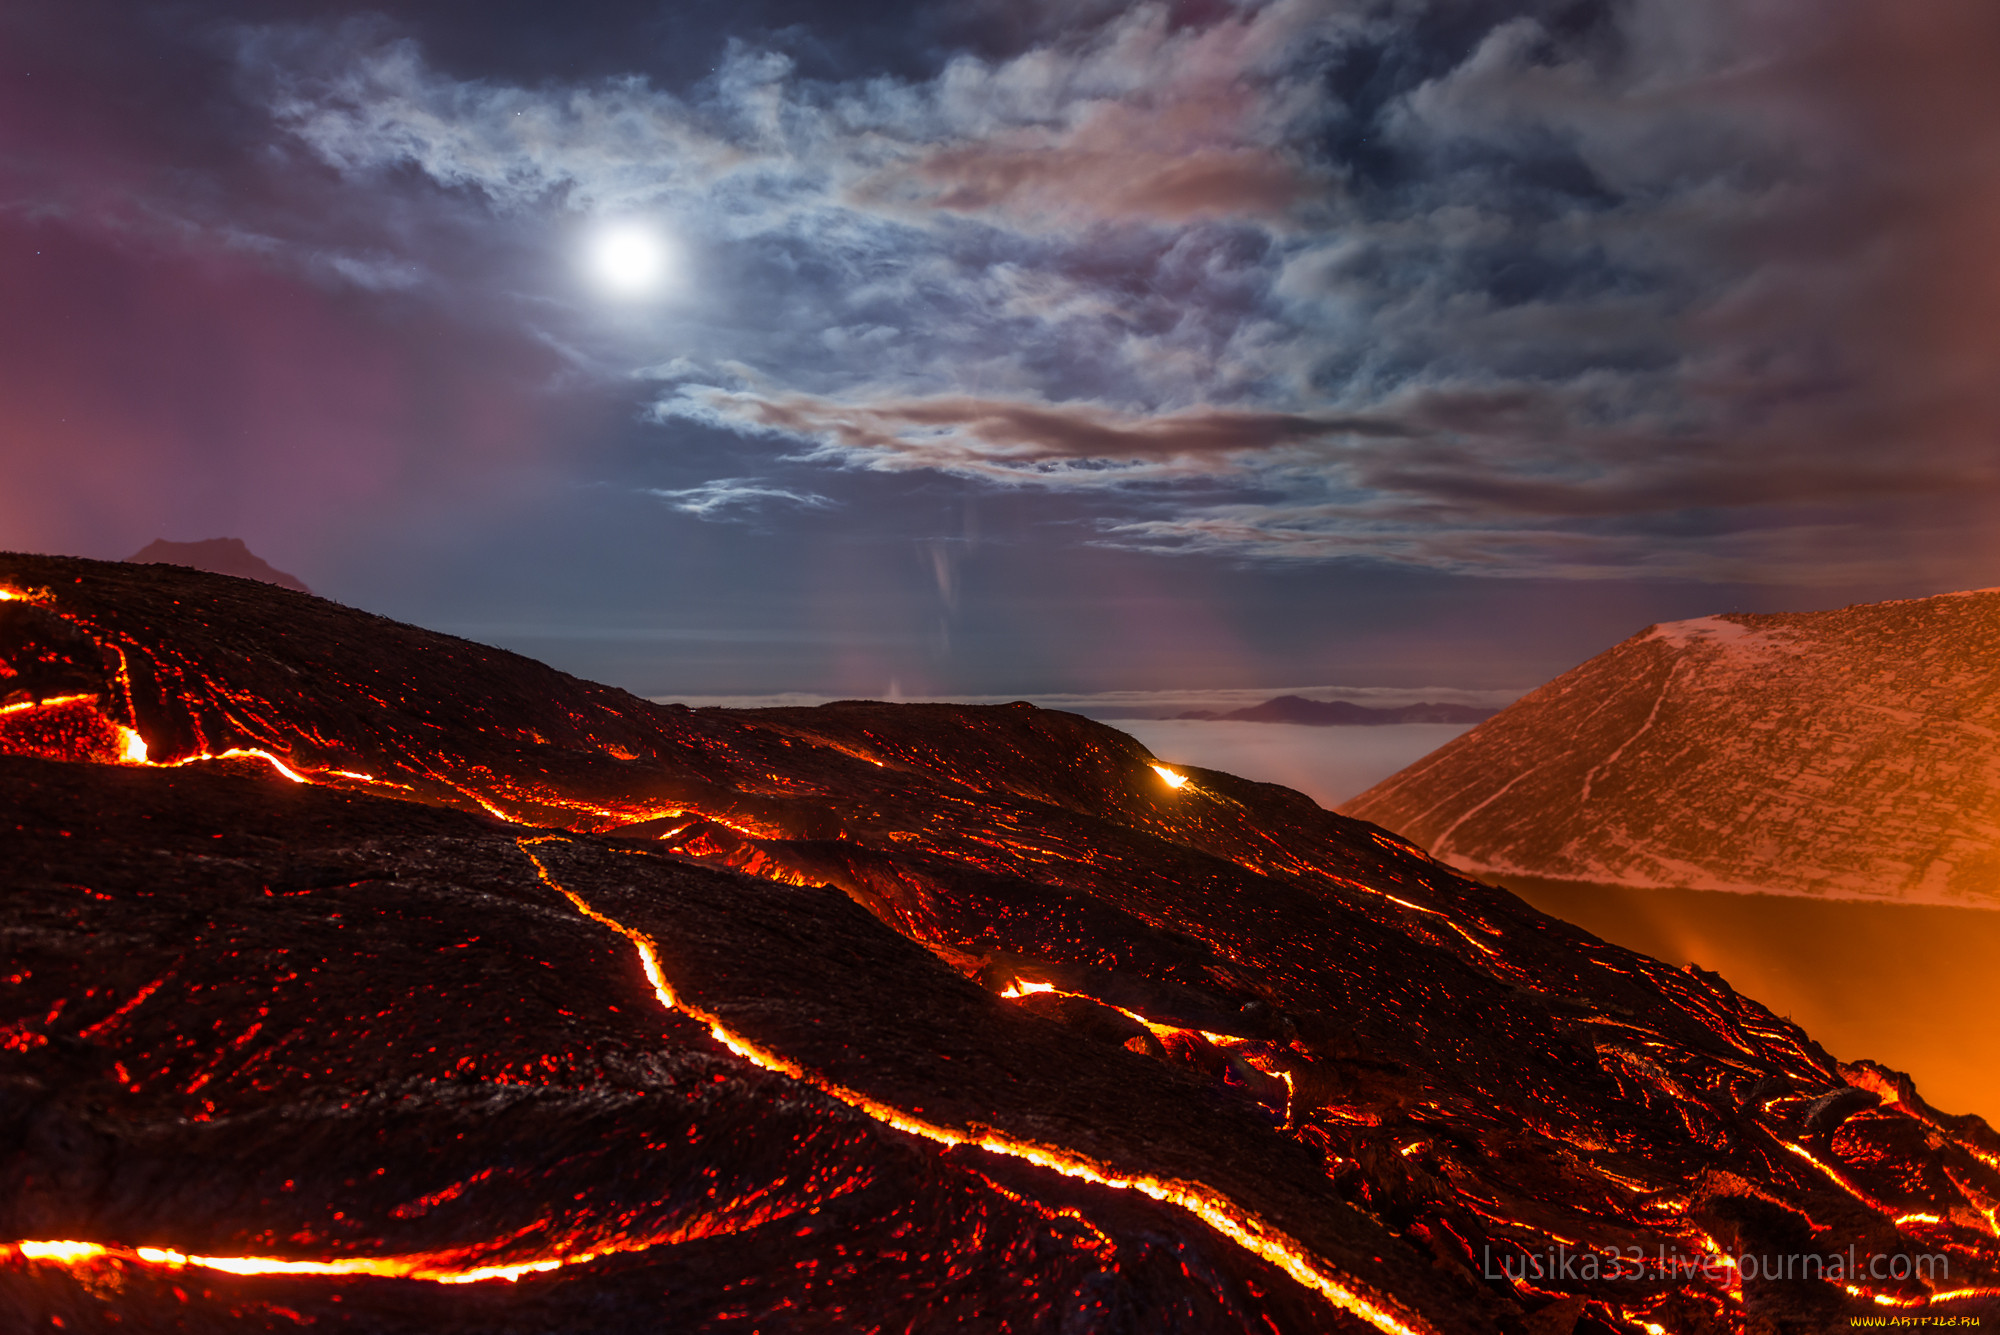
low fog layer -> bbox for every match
[1111,721,1472,810]
[1506,881,2000,1123]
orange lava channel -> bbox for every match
[0,693,99,718]
[6,1238,605,1285]
[112,721,393,788]
[515,836,1433,1335]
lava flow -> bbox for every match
[6,1239,586,1285]
[517,835,1427,1335]
[4,552,1999,1334]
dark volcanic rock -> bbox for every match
[1341,591,2000,906]
[0,756,1378,1334]
[126,537,312,595]
[2,553,1997,1333]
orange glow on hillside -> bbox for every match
[1149,763,1189,789]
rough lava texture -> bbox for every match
[1343,591,2000,909]
[126,538,312,596]
[1,553,1997,1334]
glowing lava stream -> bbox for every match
[1001,980,1259,1051]
[0,692,99,717]
[108,720,397,789]
[515,837,1434,1335]
[5,1239,589,1285]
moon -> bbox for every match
[584,221,676,298]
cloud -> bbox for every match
[253,29,750,216]
[864,140,1312,226]
[248,2,1336,230]
[842,0,1337,227]
[1098,490,2000,586]
[660,385,1411,483]
[216,0,2000,587]
[645,478,836,520]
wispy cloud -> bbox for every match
[644,478,836,520]
[659,386,1408,484]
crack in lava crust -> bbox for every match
[513,835,1433,1335]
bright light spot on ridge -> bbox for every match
[584,221,676,298]
[1150,763,1188,790]
[18,1241,106,1263]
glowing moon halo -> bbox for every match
[584,221,675,298]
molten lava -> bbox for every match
[520,835,1427,1335]
[3,553,1998,1333]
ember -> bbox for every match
[3,554,1997,1333]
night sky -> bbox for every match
[5,0,1998,701]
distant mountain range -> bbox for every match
[126,537,311,594]
[1342,589,2000,909]
[1174,695,1496,725]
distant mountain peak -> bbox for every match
[125,537,311,594]
[1212,695,1495,726]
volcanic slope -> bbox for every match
[1342,589,2000,907]
[2,554,1997,1334]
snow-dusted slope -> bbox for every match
[1341,589,2000,907]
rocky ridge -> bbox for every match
[1343,590,2000,908]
